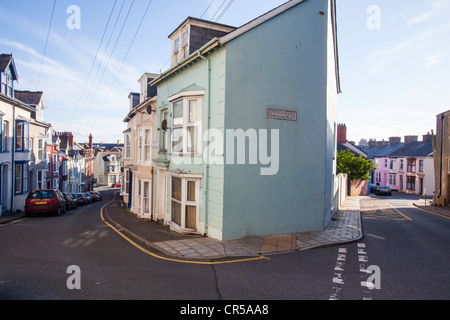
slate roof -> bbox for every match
[389,141,433,158]
[0,54,18,80]
[362,143,404,159]
[337,142,368,158]
[362,141,433,159]
[14,90,43,106]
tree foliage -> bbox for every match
[336,150,376,181]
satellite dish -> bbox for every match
[146,105,153,115]
[161,119,167,131]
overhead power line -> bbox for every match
[92,0,153,126]
[200,0,216,19]
[74,0,136,130]
[69,0,118,131]
[215,0,234,22]
[36,0,56,90]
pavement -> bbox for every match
[98,195,365,261]
[3,193,449,261]
[0,195,364,260]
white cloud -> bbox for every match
[407,11,432,27]
[407,0,449,27]
[365,22,450,74]
[425,52,447,68]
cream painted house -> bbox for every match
[122,73,158,220]
[14,91,51,192]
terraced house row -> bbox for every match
[121,0,342,241]
[0,54,95,215]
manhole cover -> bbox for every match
[179,248,196,255]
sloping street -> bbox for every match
[1,189,449,304]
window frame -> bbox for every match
[407,159,416,173]
[15,120,30,152]
[169,174,200,232]
[137,126,152,165]
[14,161,29,195]
[2,119,8,152]
[168,92,203,156]
[407,176,416,191]
[124,133,131,159]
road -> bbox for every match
[0,190,449,303]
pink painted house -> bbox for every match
[364,135,435,196]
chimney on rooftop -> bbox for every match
[389,137,401,146]
[89,134,93,149]
[69,132,74,148]
[404,135,418,144]
[337,124,347,144]
[423,133,433,143]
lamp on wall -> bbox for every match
[144,105,155,115]
[158,119,170,132]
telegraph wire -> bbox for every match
[75,0,136,131]
[210,0,228,21]
[36,0,56,90]
[92,0,153,127]
[69,0,118,131]
[200,0,216,19]
[215,0,234,22]
[158,0,230,74]
[72,0,127,127]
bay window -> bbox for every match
[15,162,29,194]
[2,119,8,152]
[37,170,45,190]
[37,139,45,161]
[138,127,152,165]
[124,133,131,159]
[134,178,151,218]
[169,93,202,155]
[170,175,199,231]
[16,121,29,151]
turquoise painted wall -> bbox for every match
[155,47,227,238]
[222,0,334,240]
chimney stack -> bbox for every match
[69,133,74,148]
[423,133,432,143]
[337,124,347,144]
[89,134,93,149]
[404,135,418,144]
[389,137,401,146]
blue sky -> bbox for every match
[0,0,449,144]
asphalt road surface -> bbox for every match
[0,190,449,303]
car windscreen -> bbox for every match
[27,190,54,199]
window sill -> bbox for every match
[169,221,199,235]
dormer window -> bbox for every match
[1,70,13,97]
[168,17,236,68]
[0,54,18,97]
[174,37,180,53]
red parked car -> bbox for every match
[25,189,66,216]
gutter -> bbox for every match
[197,52,212,237]
[10,103,15,214]
[438,114,444,198]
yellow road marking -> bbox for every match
[387,203,412,221]
[100,195,270,265]
[0,218,27,226]
[412,205,450,220]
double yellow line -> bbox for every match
[100,196,270,265]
